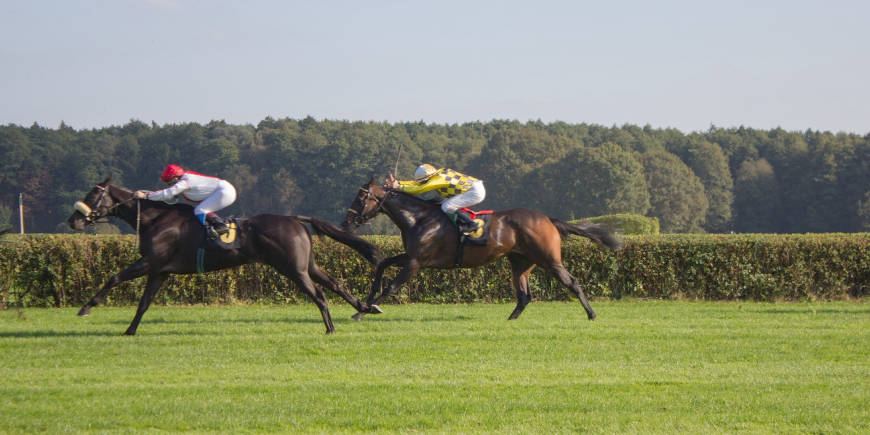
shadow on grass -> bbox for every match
[744,307,870,315]
[0,329,125,338]
[100,313,474,326]
[345,314,475,323]
[0,328,254,337]
[0,310,477,338]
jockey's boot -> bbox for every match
[205,226,219,240]
[206,213,229,239]
[453,210,479,234]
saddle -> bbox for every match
[196,217,243,273]
[454,208,493,267]
[457,208,493,245]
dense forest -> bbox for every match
[1,118,869,234]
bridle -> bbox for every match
[73,184,136,225]
[73,185,112,225]
[346,186,388,227]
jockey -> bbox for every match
[134,164,237,239]
[386,164,486,234]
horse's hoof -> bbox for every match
[77,307,90,316]
[352,312,366,321]
[369,304,383,314]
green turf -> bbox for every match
[1,301,867,433]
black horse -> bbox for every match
[67,176,381,335]
[343,178,621,321]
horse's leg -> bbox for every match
[348,253,404,321]
[369,254,408,301]
[507,254,536,320]
[257,227,335,333]
[291,272,335,334]
[549,264,596,320]
[272,256,336,334]
[308,261,369,313]
[124,271,168,335]
[353,254,420,320]
[370,260,420,306]
[78,258,151,316]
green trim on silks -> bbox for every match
[448,213,458,224]
[196,248,205,273]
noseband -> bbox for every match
[73,185,134,225]
[346,187,387,226]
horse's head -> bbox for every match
[67,176,123,230]
[342,177,388,232]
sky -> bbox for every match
[2,0,869,134]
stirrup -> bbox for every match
[457,216,479,234]
[212,222,229,235]
[206,226,220,240]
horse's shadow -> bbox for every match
[103,312,474,326]
[0,329,126,338]
[0,311,474,338]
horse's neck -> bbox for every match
[383,192,446,230]
[105,185,138,228]
[107,185,168,230]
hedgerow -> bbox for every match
[1,233,867,308]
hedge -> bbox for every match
[1,233,868,308]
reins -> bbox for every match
[346,187,392,226]
[74,184,142,248]
[135,199,141,250]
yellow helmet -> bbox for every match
[414,164,437,182]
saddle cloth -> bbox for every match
[197,218,243,273]
[459,207,493,246]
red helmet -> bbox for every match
[160,164,185,182]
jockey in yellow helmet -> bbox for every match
[385,164,486,233]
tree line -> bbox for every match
[1,117,869,234]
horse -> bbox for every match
[342,178,622,321]
[67,176,381,335]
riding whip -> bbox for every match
[393,144,402,177]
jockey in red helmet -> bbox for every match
[134,164,237,239]
[160,164,185,182]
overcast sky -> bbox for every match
[2,0,868,134]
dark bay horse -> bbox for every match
[342,178,622,321]
[67,176,381,335]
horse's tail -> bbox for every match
[296,216,382,266]
[549,218,622,251]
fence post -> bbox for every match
[18,193,24,234]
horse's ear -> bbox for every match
[367,176,377,186]
[100,174,112,186]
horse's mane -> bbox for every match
[108,184,193,212]
[389,189,443,210]
[147,201,194,212]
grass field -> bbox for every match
[1,301,867,433]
